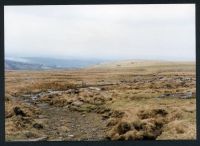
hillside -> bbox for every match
[5,57,104,70]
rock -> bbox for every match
[63,105,69,109]
[20,136,48,141]
[68,134,74,138]
[158,94,166,98]
[32,96,38,100]
[180,92,193,99]
[158,92,195,99]
[185,77,192,81]
[47,89,52,93]
[74,89,80,94]
[72,101,83,107]
[50,137,63,141]
[89,87,101,91]
[67,89,79,94]
[158,93,172,98]
[22,95,31,98]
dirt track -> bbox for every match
[36,102,108,141]
[11,91,109,141]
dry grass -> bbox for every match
[5,60,196,140]
[5,94,44,140]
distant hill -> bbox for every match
[5,57,104,70]
[22,57,103,68]
[88,59,195,70]
[5,59,54,70]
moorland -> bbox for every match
[5,60,196,141]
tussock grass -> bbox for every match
[5,61,196,140]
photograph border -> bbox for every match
[0,0,199,146]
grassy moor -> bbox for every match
[5,60,196,141]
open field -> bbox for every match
[5,60,196,141]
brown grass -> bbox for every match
[5,60,196,140]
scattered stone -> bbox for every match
[66,89,79,94]
[180,92,193,99]
[89,87,101,91]
[72,101,83,107]
[68,134,74,138]
[158,92,195,99]
[22,95,31,98]
[25,136,48,141]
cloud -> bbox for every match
[5,4,195,61]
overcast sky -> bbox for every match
[5,4,195,61]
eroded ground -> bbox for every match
[5,60,196,141]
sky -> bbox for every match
[5,4,195,61]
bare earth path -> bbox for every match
[16,91,109,141]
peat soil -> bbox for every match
[13,91,109,141]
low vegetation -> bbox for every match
[5,60,196,141]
